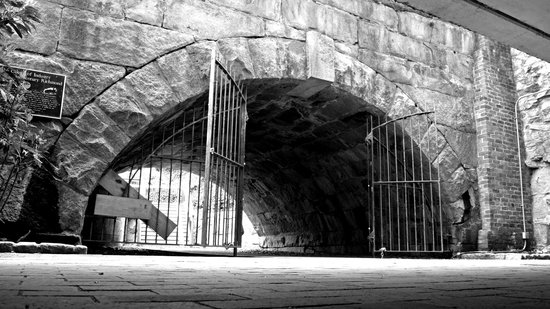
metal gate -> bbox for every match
[83,48,247,249]
[365,111,444,253]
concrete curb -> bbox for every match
[457,251,550,260]
[0,241,87,254]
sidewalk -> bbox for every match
[1,253,549,308]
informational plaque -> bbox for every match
[1,65,66,119]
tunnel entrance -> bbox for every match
[81,48,449,256]
[83,50,247,249]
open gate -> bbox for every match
[365,111,445,253]
[83,48,247,249]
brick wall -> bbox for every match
[473,35,531,250]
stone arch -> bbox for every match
[52,35,467,253]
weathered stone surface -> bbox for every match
[398,84,475,133]
[306,32,335,83]
[288,32,334,98]
[398,11,475,55]
[164,0,265,40]
[282,0,357,44]
[0,241,14,252]
[513,46,550,250]
[48,0,125,18]
[6,51,125,117]
[157,42,214,105]
[531,167,550,248]
[444,166,477,204]
[53,133,108,195]
[59,8,194,67]
[445,50,474,81]
[40,242,75,254]
[321,6,358,44]
[281,0,316,31]
[512,48,550,97]
[218,38,256,80]
[0,167,34,223]
[13,242,40,253]
[64,103,130,161]
[75,245,88,254]
[333,52,377,107]
[96,62,180,138]
[8,1,62,55]
[120,63,179,117]
[439,127,477,168]
[436,145,473,202]
[56,183,88,234]
[358,49,470,97]
[318,0,400,31]
[124,0,165,26]
[335,42,358,58]
[266,20,306,41]
[359,21,461,70]
[420,124,447,163]
[248,38,307,80]
[214,0,281,20]
[449,197,465,224]
[521,96,550,167]
[361,1,399,31]
[387,88,428,142]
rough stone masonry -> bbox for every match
[0,0,543,253]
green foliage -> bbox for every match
[0,0,40,39]
[0,0,41,220]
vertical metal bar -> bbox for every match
[186,108,195,245]
[138,148,144,243]
[196,104,206,244]
[419,115,427,251]
[156,127,165,244]
[202,48,217,246]
[220,71,231,245]
[385,115,392,250]
[146,134,155,243]
[410,116,418,251]
[229,76,240,244]
[212,67,224,245]
[234,85,247,247]
[218,65,229,244]
[402,120,409,251]
[365,115,370,252]
[394,121,400,251]
[221,81,230,246]
[377,115,383,250]
[428,111,435,250]
[369,115,375,256]
[165,121,176,244]
[176,112,185,245]
[435,107,443,251]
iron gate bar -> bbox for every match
[367,105,444,253]
[83,48,246,249]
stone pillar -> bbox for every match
[473,35,528,250]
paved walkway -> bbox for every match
[0,253,549,308]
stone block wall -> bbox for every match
[0,0,503,253]
[473,36,530,250]
[512,49,550,251]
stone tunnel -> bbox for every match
[0,0,540,253]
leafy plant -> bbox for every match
[0,0,41,222]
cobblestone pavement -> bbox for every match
[1,253,549,308]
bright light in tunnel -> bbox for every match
[117,168,261,249]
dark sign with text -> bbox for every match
[1,66,66,119]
